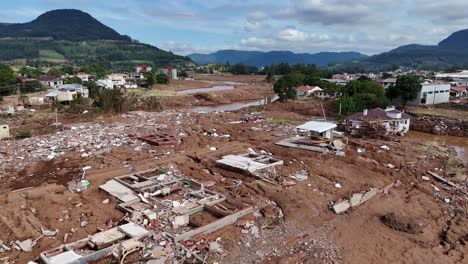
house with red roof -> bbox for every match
[450,86,467,98]
[37,76,63,89]
[344,106,411,135]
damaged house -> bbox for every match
[344,106,410,136]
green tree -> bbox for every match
[47,67,63,77]
[65,76,82,84]
[266,71,275,83]
[18,67,42,78]
[144,72,156,86]
[62,66,75,75]
[337,95,358,115]
[385,84,400,100]
[83,81,101,99]
[156,73,169,84]
[394,75,422,108]
[0,64,17,87]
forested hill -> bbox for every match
[0,9,130,41]
[0,9,191,68]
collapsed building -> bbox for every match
[38,168,253,263]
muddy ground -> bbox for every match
[0,77,467,264]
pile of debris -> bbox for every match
[0,112,181,177]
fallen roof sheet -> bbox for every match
[99,180,139,203]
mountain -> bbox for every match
[189,50,368,67]
[438,29,468,49]
[0,9,130,41]
[0,9,191,68]
[357,28,468,70]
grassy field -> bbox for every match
[39,49,66,60]
[407,106,468,121]
[127,89,175,97]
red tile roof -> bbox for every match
[296,85,313,91]
[37,76,61,82]
[450,86,468,92]
[345,108,410,121]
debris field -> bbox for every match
[0,100,467,264]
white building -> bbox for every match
[172,69,178,80]
[45,90,77,103]
[345,107,410,135]
[435,70,468,79]
[76,73,93,82]
[379,78,397,89]
[106,74,129,87]
[58,84,89,98]
[297,121,337,139]
[97,79,115,89]
[135,65,152,73]
[38,76,63,89]
[409,83,450,105]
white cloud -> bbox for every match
[276,28,307,41]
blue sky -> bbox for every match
[1,0,468,55]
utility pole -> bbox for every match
[320,100,326,120]
[55,108,58,128]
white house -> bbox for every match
[450,86,468,98]
[135,65,152,73]
[58,84,89,98]
[106,74,129,87]
[297,121,337,139]
[379,78,397,89]
[76,73,93,82]
[45,89,77,103]
[96,79,115,89]
[38,76,63,89]
[345,106,410,135]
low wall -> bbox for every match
[409,113,468,137]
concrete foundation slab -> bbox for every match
[48,250,82,264]
[118,222,150,238]
[215,153,283,175]
[89,227,126,249]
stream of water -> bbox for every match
[408,131,468,163]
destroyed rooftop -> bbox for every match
[345,108,411,121]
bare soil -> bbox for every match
[0,76,466,264]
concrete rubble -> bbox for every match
[0,111,184,177]
[332,181,399,214]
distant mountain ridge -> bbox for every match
[0,9,190,68]
[358,28,468,70]
[189,50,368,67]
